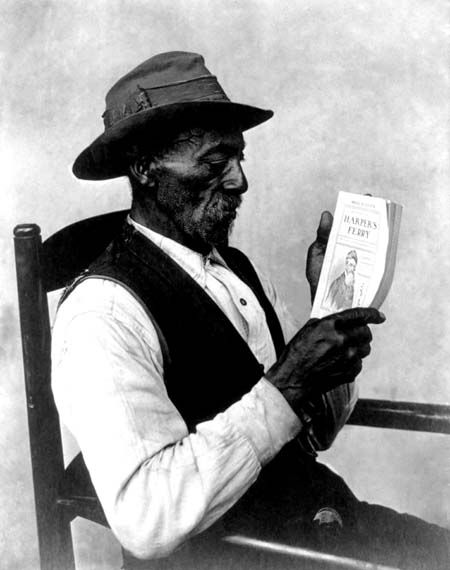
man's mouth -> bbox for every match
[216,193,242,215]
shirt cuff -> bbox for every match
[222,378,302,466]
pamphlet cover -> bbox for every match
[311,192,402,318]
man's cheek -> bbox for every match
[192,185,218,210]
[187,167,222,193]
[190,200,210,224]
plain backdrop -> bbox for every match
[1,1,449,568]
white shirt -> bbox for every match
[51,218,356,559]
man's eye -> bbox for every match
[204,153,245,167]
[203,158,228,173]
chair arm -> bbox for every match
[347,398,450,434]
[223,535,400,569]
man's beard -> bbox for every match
[157,184,242,248]
[344,271,355,285]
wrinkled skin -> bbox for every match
[266,307,385,416]
[129,126,385,417]
[129,127,247,254]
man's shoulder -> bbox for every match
[331,272,345,288]
[53,277,152,334]
[51,277,164,381]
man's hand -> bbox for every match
[306,211,333,303]
[265,307,385,417]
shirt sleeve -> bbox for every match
[256,268,358,451]
[51,279,301,559]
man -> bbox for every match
[326,250,358,311]
[52,52,449,569]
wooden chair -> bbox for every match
[14,212,450,570]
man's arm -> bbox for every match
[52,279,302,559]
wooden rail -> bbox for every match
[348,398,450,434]
[224,535,401,569]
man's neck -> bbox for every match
[130,203,212,255]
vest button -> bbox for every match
[240,298,247,306]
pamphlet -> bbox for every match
[311,192,402,318]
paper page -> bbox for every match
[311,192,389,318]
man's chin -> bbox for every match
[198,218,235,248]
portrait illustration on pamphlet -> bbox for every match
[325,249,358,312]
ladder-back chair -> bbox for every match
[14,212,450,570]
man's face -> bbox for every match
[345,258,357,275]
[147,126,248,250]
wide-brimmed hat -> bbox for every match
[73,51,273,180]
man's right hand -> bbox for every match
[265,307,385,417]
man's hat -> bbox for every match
[73,51,273,180]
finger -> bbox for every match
[321,361,362,392]
[305,318,321,326]
[339,356,363,379]
[346,346,359,361]
[316,210,333,244]
[327,345,360,373]
[344,343,371,360]
[358,343,371,359]
[335,307,386,328]
[347,358,363,379]
[345,344,371,363]
[345,324,373,345]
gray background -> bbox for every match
[1,1,449,568]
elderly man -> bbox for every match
[52,52,448,570]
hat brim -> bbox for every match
[73,101,273,181]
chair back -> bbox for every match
[14,210,128,570]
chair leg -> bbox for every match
[38,510,75,570]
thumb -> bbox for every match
[316,211,333,244]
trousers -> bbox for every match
[122,453,449,570]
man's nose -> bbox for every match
[222,159,248,195]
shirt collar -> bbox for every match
[127,216,228,285]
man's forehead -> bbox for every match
[171,126,245,152]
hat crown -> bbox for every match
[73,51,273,180]
[106,51,213,107]
[102,51,229,131]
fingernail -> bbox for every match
[379,311,386,321]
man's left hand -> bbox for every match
[306,211,333,303]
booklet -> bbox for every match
[311,191,403,318]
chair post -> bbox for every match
[14,224,75,570]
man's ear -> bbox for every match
[129,157,157,188]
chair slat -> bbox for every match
[56,497,108,527]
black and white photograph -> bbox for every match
[1,1,449,569]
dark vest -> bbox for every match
[65,222,286,430]
[60,222,293,504]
